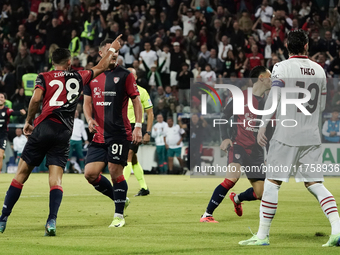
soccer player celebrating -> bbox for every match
[83,38,143,228]
[239,30,340,246]
[0,93,26,171]
[0,36,122,235]
[200,66,272,223]
[123,68,154,197]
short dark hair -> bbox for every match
[287,29,308,55]
[52,48,71,65]
[4,63,14,72]
[0,92,7,99]
[99,38,114,48]
[167,117,173,120]
[249,66,268,84]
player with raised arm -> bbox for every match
[123,68,154,197]
[200,66,271,223]
[239,30,340,247]
[0,36,122,235]
[83,38,143,228]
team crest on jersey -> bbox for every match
[235,154,240,159]
[93,87,102,98]
[1,112,5,117]
[114,77,120,83]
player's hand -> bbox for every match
[20,109,26,115]
[176,141,181,145]
[110,34,123,51]
[132,127,142,144]
[88,118,99,133]
[143,133,150,144]
[220,139,233,152]
[23,121,34,136]
[165,143,169,150]
[257,126,267,147]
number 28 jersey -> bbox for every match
[34,70,93,130]
[270,56,327,146]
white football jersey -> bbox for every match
[268,56,327,146]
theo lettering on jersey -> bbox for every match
[300,67,315,75]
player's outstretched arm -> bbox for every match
[24,88,44,135]
[91,34,123,79]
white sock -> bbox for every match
[234,194,240,204]
[257,180,280,239]
[307,183,340,235]
[202,212,212,218]
[114,213,124,219]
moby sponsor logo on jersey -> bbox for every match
[96,102,112,106]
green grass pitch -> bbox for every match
[0,174,339,255]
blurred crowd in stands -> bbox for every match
[0,0,340,143]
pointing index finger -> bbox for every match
[115,34,123,41]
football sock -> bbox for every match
[202,212,212,218]
[238,187,258,202]
[0,179,23,222]
[206,179,235,215]
[133,162,148,190]
[123,162,132,182]
[48,186,63,221]
[257,180,280,239]
[79,158,85,170]
[307,183,340,235]
[114,213,124,219]
[113,175,128,215]
[65,159,71,171]
[90,174,114,201]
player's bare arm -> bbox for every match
[131,95,143,144]
[220,138,233,151]
[257,127,267,147]
[91,34,122,78]
[24,87,44,136]
[83,95,98,133]
[143,108,154,144]
[177,116,187,129]
[177,134,184,146]
[164,136,169,149]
